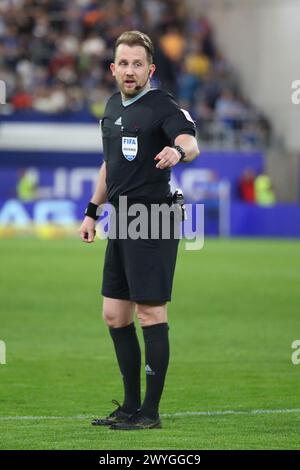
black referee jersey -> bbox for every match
[100,88,196,204]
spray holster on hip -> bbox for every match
[172,188,187,221]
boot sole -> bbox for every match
[110,421,162,430]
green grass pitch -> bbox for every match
[0,237,300,450]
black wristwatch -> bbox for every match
[173,145,186,162]
[85,202,99,220]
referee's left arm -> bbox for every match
[155,134,199,170]
[174,134,200,163]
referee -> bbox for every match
[80,31,199,431]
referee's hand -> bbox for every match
[154,146,180,169]
[79,216,96,243]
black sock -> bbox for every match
[140,323,170,419]
[109,323,141,413]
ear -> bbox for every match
[110,63,116,76]
[149,63,156,78]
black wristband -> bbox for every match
[84,202,99,220]
[173,145,186,162]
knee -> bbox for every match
[102,308,117,328]
[102,298,134,328]
[136,302,167,327]
[102,308,128,328]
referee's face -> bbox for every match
[110,44,156,99]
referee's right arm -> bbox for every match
[79,162,107,243]
[90,162,107,206]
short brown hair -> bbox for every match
[114,30,154,64]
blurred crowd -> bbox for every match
[0,0,271,147]
[239,168,276,206]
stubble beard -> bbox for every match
[121,83,141,99]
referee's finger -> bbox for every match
[80,231,89,242]
[156,154,177,168]
[80,229,95,243]
[154,147,169,160]
[156,159,171,169]
[156,158,166,168]
[87,229,96,242]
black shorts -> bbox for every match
[101,209,180,303]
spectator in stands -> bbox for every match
[255,173,276,206]
[32,83,68,113]
[215,88,247,130]
[179,39,210,109]
[11,86,32,110]
[159,25,186,64]
[152,36,178,96]
[17,168,38,202]
[238,168,256,203]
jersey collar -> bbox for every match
[122,88,154,107]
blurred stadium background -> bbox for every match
[1,0,300,450]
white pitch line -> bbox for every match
[162,408,300,417]
[0,408,300,421]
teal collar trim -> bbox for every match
[122,88,155,107]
